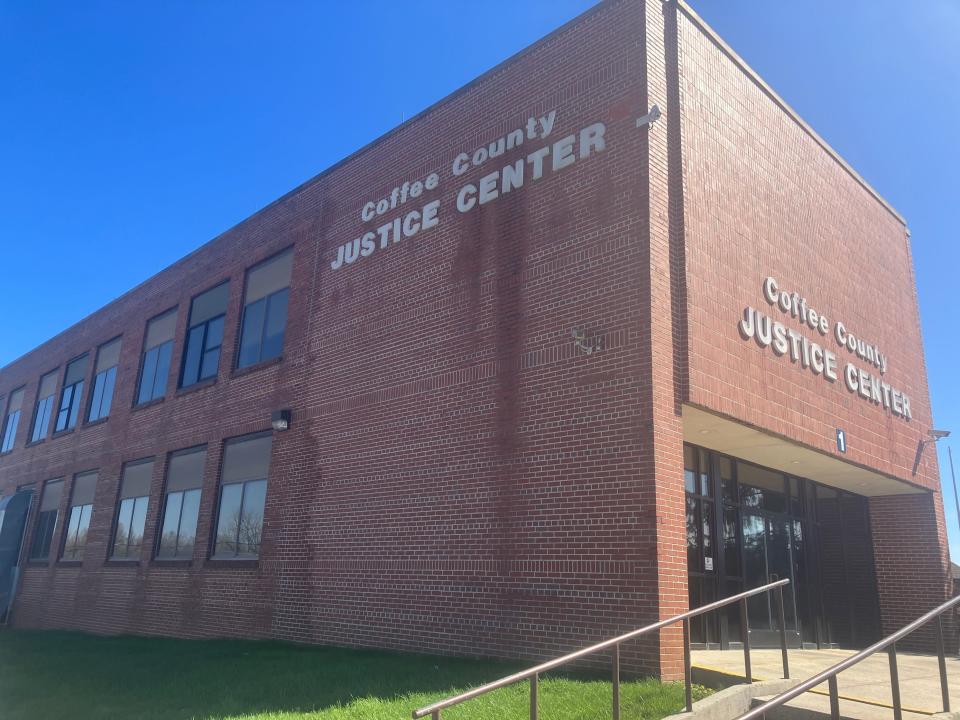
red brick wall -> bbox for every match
[672,2,949,639]
[1,0,681,677]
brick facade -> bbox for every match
[0,0,949,678]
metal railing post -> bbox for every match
[827,676,840,720]
[740,597,752,683]
[411,579,792,719]
[612,643,621,720]
[683,618,693,712]
[776,584,790,679]
[888,644,902,720]
[936,616,950,713]
[530,672,538,720]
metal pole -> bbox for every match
[530,673,538,720]
[431,711,440,720]
[740,598,752,683]
[683,619,693,712]
[827,676,840,720]
[613,643,621,720]
[936,616,950,713]
[776,585,790,679]
[889,644,903,720]
[951,447,960,539]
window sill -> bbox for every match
[26,560,50,567]
[150,559,194,568]
[51,428,76,439]
[83,417,110,429]
[231,355,283,379]
[204,558,260,570]
[0,450,12,457]
[176,378,217,398]
[105,559,141,568]
[131,397,165,413]
[57,560,83,567]
[25,439,46,448]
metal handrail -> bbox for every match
[413,578,792,719]
[736,593,960,720]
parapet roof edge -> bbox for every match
[673,0,906,226]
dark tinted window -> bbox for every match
[61,471,97,561]
[31,371,58,442]
[55,356,88,432]
[29,478,64,561]
[137,311,176,405]
[112,459,153,560]
[237,250,292,368]
[180,283,229,388]
[213,433,272,558]
[157,446,206,559]
[1,387,24,453]
[88,338,121,422]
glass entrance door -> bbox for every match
[742,511,801,647]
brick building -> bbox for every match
[0,0,949,678]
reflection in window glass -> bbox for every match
[2,388,24,452]
[214,433,272,559]
[55,356,88,432]
[237,250,292,368]
[137,310,176,405]
[684,445,697,494]
[113,496,148,559]
[31,371,58,442]
[214,483,243,557]
[88,338,121,422]
[181,284,228,388]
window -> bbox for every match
[88,338,121,422]
[112,459,153,560]
[136,310,177,405]
[237,249,292,368]
[30,371,58,443]
[180,283,229,388]
[29,478,64,561]
[1,387,24,453]
[213,433,272,558]
[54,355,88,432]
[157,446,206,559]
[61,471,97,561]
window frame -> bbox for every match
[87,336,122,423]
[54,354,89,433]
[60,470,98,562]
[30,369,60,444]
[235,248,293,370]
[211,431,272,560]
[179,282,229,389]
[135,308,177,407]
[28,478,64,563]
[109,458,155,561]
[1,386,25,453]
[155,445,207,561]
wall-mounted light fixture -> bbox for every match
[271,409,291,432]
[572,328,602,355]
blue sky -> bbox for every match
[1,2,958,556]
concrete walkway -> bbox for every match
[692,648,960,719]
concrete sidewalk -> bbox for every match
[692,648,960,719]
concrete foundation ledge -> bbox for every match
[662,679,799,720]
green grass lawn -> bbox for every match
[0,629,710,719]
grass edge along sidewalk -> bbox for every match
[0,629,711,719]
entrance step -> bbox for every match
[749,692,953,720]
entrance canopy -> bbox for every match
[682,405,925,497]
